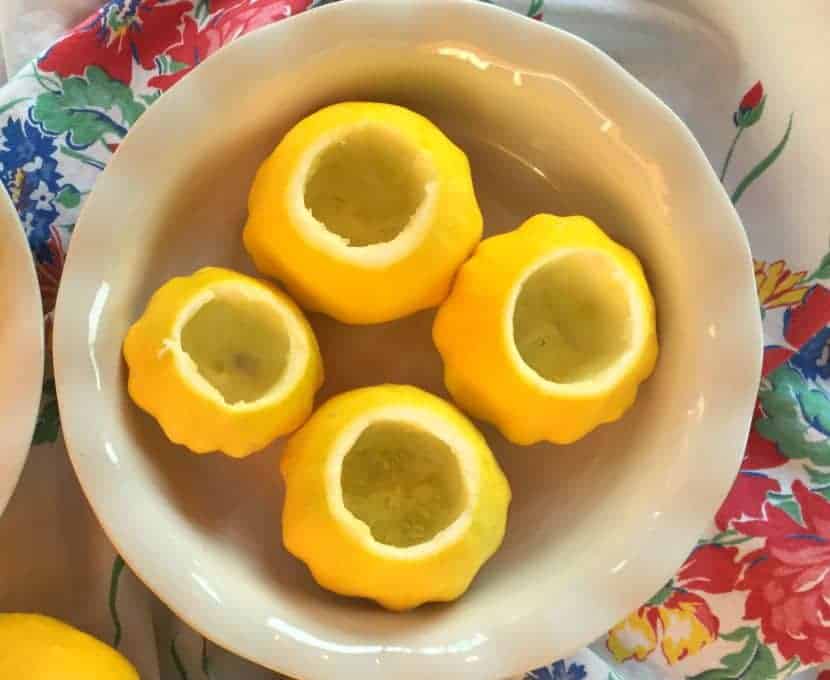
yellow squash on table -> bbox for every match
[0,614,138,680]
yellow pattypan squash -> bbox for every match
[244,102,482,324]
[434,214,658,445]
[124,267,323,457]
[281,384,511,610]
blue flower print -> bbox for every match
[0,117,68,258]
[791,325,830,383]
[526,659,588,680]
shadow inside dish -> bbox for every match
[109,44,699,646]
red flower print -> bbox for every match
[677,543,743,594]
[715,471,781,531]
[740,81,764,113]
[735,481,830,663]
[818,671,830,680]
[763,345,794,376]
[734,81,766,128]
[607,545,741,665]
[148,0,306,91]
[39,0,190,85]
[744,402,789,471]
[784,284,830,348]
[715,401,788,530]
[608,591,721,665]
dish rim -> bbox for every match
[53,0,762,677]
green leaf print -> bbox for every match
[766,491,804,523]
[171,635,190,680]
[689,627,776,680]
[32,377,59,445]
[806,250,830,282]
[140,91,163,107]
[155,54,190,76]
[756,365,830,465]
[31,66,145,149]
[743,643,777,679]
[731,113,793,205]
[645,580,674,606]
[527,0,544,17]
[109,554,126,648]
[55,185,82,208]
[194,0,211,21]
[806,465,830,485]
[777,657,801,677]
[698,529,752,547]
[201,636,215,679]
[735,95,767,129]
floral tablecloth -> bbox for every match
[1,1,830,679]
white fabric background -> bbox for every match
[0,0,101,82]
[1,2,828,679]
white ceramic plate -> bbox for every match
[0,185,44,517]
[53,1,762,678]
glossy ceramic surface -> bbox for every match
[53,1,762,678]
[0,186,44,517]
